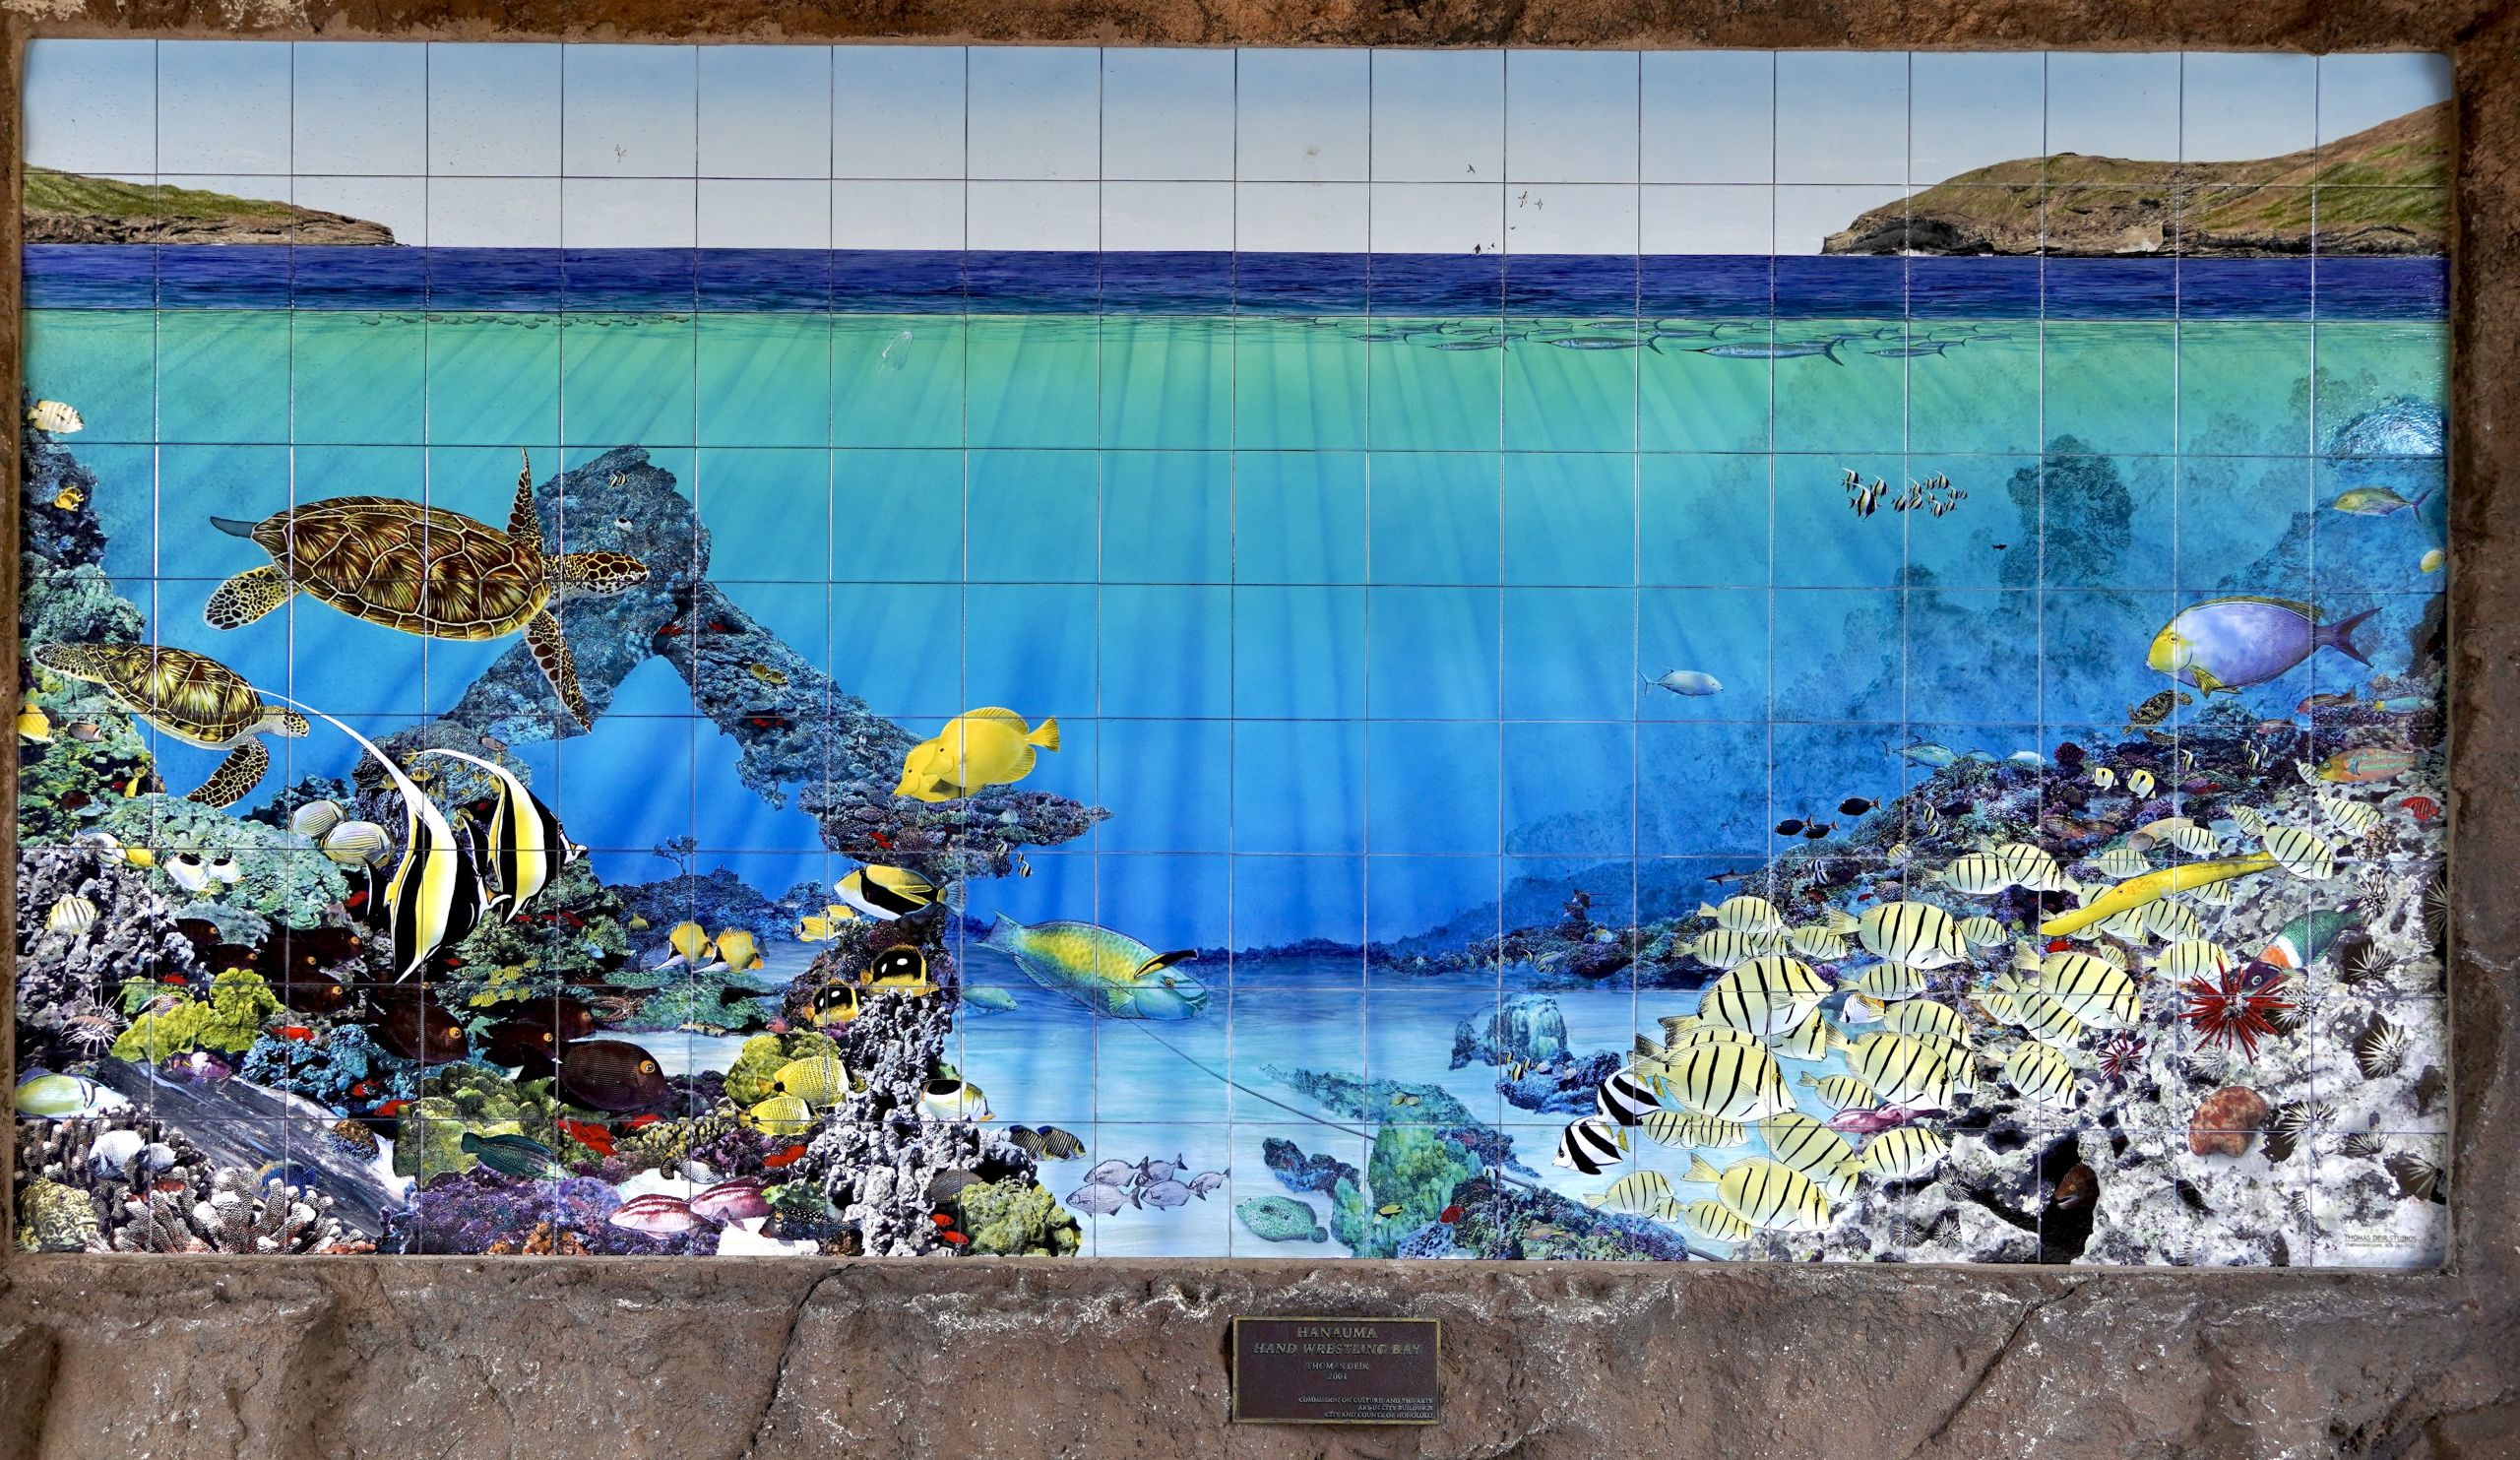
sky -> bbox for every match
[25,43,2451,254]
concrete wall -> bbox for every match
[3,3,2515,1456]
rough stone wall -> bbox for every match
[2,4,2516,1456]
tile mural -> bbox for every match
[12,44,2451,1263]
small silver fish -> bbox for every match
[1138,1178,1193,1209]
[1065,1181,1137,1217]
[1186,1171,1228,1198]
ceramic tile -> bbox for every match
[10,39,2452,1267]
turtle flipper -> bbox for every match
[205,567,292,630]
[186,738,269,808]
[507,450,540,543]
[525,609,592,728]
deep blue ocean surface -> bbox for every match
[24,245,2449,319]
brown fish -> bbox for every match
[559,1040,670,1112]
[481,1019,559,1067]
[550,994,599,1042]
[274,975,352,1016]
[364,984,469,1062]
[261,925,366,982]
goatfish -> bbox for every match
[2038,854,2277,937]
[278,695,483,981]
[896,708,1060,801]
[980,914,1207,1019]
[417,747,584,919]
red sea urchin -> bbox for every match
[2097,1031,2147,1086]
[2180,967,2294,1059]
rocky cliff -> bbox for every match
[1824,101,2446,256]
[23,167,396,244]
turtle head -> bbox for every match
[556,550,649,597]
[266,707,313,738]
[30,642,104,681]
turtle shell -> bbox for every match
[258,497,547,638]
[72,645,266,744]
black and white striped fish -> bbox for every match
[1553,1115,1626,1174]
[277,697,483,981]
[1596,1068,1664,1126]
[419,747,583,918]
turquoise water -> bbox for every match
[22,289,2450,1257]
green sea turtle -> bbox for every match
[32,642,307,807]
[203,451,647,728]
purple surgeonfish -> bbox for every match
[2146,597,2378,695]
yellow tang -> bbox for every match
[896,708,1060,802]
[1682,1154,1833,1234]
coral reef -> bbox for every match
[110,968,284,1062]
[1450,992,1570,1069]
[955,1178,1084,1256]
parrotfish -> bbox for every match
[980,915,1208,1020]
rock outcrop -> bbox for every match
[1824,102,2447,256]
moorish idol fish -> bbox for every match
[417,746,584,918]
[273,695,484,980]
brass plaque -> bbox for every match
[1230,1317,1440,1425]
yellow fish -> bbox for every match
[769,1054,851,1108]
[2037,854,2276,936]
[742,1094,816,1136]
[896,708,1060,802]
[52,484,84,511]
[662,920,716,968]
[713,928,765,972]
[2421,548,2444,573]
[795,905,859,942]
[745,663,788,685]
[17,705,52,742]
